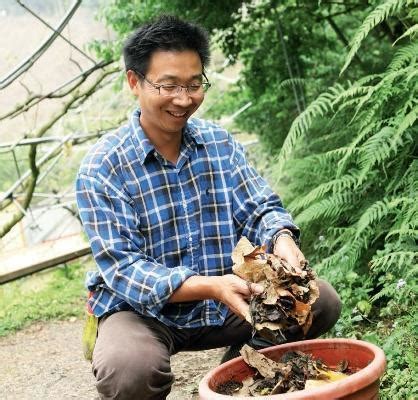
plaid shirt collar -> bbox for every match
[129,108,205,165]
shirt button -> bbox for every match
[189,237,193,243]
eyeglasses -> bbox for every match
[133,70,211,97]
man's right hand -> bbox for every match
[168,274,263,321]
[211,274,264,321]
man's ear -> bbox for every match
[126,70,140,93]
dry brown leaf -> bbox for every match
[247,245,267,258]
[231,236,256,265]
[233,258,267,282]
[292,300,311,325]
[302,311,313,335]
[291,283,310,298]
[308,280,320,304]
[240,344,286,379]
[275,286,294,298]
[263,264,278,281]
[255,321,286,331]
[263,284,279,305]
[232,376,254,397]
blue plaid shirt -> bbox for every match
[76,108,299,328]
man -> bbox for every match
[76,15,341,400]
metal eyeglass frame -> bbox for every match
[133,69,211,96]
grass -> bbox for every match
[0,257,94,337]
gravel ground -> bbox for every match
[0,319,224,400]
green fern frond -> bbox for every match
[357,74,384,86]
[358,126,394,171]
[289,172,358,212]
[333,86,371,106]
[278,78,306,90]
[315,249,348,273]
[386,161,417,196]
[276,85,344,173]
[406,68,418,83]
[391,105,418,149]
[388,41,418,71]
[323,227,357,253]
[389,160,418,193]
[311,147,353,168]
[326,226,356,238]
[295,192,353,225]
[351,66,411,120]
[341,0,407,74]
[393,24,418,45]
[356,197,412,236]
[386,228,418,240]
[370,251,417,272]
[336,116,384,177]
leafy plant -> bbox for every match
[271,1,417,396]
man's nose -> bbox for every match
[171,88,193,106]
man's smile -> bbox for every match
[166,110,188,118]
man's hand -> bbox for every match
[273,235,306,268]
[211,274,264,321]
[168,274,263,320]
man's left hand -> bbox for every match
[273,235,306,268]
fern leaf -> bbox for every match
[295,192,352,225]
[333,85,371,107]
[393,24,418,45]
[388,41,418,72]
[336,115,384,177]
[370,251,417,272]
[358,126,394,171]
[391,105,418,148]
[276,85,344,173]
[356,197,414,236]
[386,228,418,240]
[341,0,407,74]
[289,173,358,212]
[278,78,306,90]
[351,66,411,120]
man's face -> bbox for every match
[128,50,205,138]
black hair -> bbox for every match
[123,15,210,76]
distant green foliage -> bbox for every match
[271,1,417,396]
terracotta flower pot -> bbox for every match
[199,338,386,400]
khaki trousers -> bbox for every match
[92,279,341,400]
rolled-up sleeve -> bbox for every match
[76,173,198,316]
[230,141,299,247]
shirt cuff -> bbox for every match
[147,266,198,316]
[266,225,300,253]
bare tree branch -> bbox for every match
[17,0,96,64]
[0,65,119,236]
[0,60,115,121]
[0,0,81,89]
[0,144,39,237]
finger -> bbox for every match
[231,298,250,320]
[297,253,307,267]
[242,281,264,298]
[283,254,300,269]
[250,282,264,295]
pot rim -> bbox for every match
[198,338,386,400]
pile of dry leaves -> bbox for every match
[215,237,350,397]
[216,345,349,396]
[232,237,319,343]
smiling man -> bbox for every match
[76,15,341,400]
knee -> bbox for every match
[93,343,173,400]
[308,280,342,338]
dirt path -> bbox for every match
[0,319,224,400]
